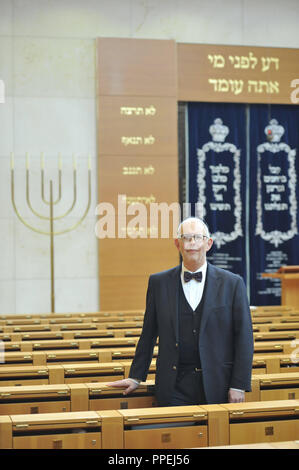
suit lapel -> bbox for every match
[199,263,221,339]
[166,265,181,343]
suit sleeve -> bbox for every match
[129,275,158,382]
[230,276,254,391]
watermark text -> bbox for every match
[95,195,204,239]
[290,79,299,104]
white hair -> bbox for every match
[177,217,210,238]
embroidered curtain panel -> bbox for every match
[187,102,299,305]
[249,104,299,305]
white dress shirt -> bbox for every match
[181,262,207,311]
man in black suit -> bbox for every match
[109,217,254,406]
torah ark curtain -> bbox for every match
[187,102,248,284]
[249,104,299,305]
[187,102,299,305]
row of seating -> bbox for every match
[202,440,299,449]
[0,310,144,320]
[0,337,299,373]
[0,307,298,449]
[0,318,144,329]
[0,353,298,386]
[1,371,299,415]
[0,345,298,370]
[0,328,142,343]
[0,336,297,353]
[250,305,298,316]
[1,327,298,344]
[0,304,295,320]
[0,339,296,362]
[1,315,299,335]
[253,322,299,332]
[1,399,299,449]
[0,305,298,325]
[0,336,140,352]
[252,315,299,323]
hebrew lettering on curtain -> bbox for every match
[249,105,299,305]
[187,102,247,282]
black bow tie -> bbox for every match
[184,271,203,283]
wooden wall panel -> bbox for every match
[96,38,177,97]
[97,38,179,310]
[97,96,178,156]
[99,276,151,311]
[98,156,178,206]
[177,43,299,104]
[99,239,177,277]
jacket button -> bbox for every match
[173,365,177,370]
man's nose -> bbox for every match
[187,235,199,243]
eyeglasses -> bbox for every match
[179,234,209,242]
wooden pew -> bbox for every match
[0,410,123,449]
[0,365,62,387]
[253,322,299,332]
[0,316,144,328]
[219,400,299,446]
[2,320,144,334]
[0,362,126,387]
[71,381,156,412]
[0,337,141,354]
[201,440,299,449]
[2,371,297,418]
[254,331,299,342]
[253,340,295,355]
[2,316,299,338]
[253,354,299,374]
[0,328,142,345]
[0,350,294,378]
[3,326,299,344]
[0,350,106,367]
[0,347,142,367]
[1,400,299,449]
[0,310,144,321]
[1,373,297,418]
[252,372,299,401]
[2,337,294,360]
[252,357,268,375]
[61,362,126,384]
[247,372,299,402]
[0,351,45,367]
[250,305,296,315]
[98,346,159,363]
[0,380,156,415]
[0,384,72,415]
[119,405,209,449]
[251,311,299,324]
[0,404,238,449]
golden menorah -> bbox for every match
[11,152,91,313]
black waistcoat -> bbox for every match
[177,279,205,369]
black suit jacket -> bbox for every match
[129,263,254,406]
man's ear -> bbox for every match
[174,238,180,251]
[206,238,213,253]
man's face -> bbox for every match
[174,219,213,269]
